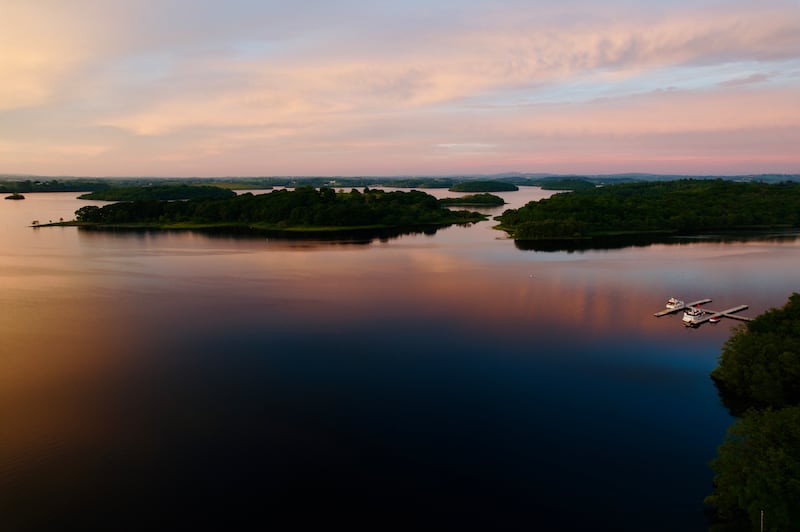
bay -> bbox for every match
[1,189,798,530]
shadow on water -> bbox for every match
[514,231,800,252]
[76,224,449,246]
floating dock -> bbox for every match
[684,305,752,328]
[653,299,712,317]
[654,298,754,327]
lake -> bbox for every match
[2,189,798,530]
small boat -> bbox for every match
[665,297,684,309]
[682,306,704,325]
[4,193,25,200]
[709,316,721,323]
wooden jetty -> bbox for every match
[654,298,754,327]
[684,305,752,328]
[653,299,712,317]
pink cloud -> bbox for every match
[1,1,799,176]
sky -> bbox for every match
[1,0,799,177]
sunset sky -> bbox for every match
[2,0,799,177]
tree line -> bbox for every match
[449,181,518,192]
[0,179,109,193]
[439,193,505,206]
[705,293,800,531]
[496,179,800,240]
[535,178,596,191]
[78,184,236,201]
[73,187,484,230]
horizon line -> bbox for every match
[3,172,800,180]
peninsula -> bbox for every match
[62,186,485,233]
[496,179,800,241]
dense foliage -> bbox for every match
[78,185,236,201]
[73,187,483,230]
[497,179,800,240]
[711,293,800,412]
[448,181,519,192]
[706,407,800,532]
[706,294,800,531]
[438,193,505,206]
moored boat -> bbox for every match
[666,297,684,309]
[682,306,704,325]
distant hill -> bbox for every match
[2,173,798,192]
[449,181,518,192]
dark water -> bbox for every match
[2,190,799,530]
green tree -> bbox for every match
[70,187,484,231]
[711,293,800,413]
[75,206,103,222]
[706,407,800,531]
[707,293,800,530]
[496,180,800,241]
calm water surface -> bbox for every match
[2,189,798,530]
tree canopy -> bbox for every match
[78,184,236,201]
[438,193,505,206]
[72,187,484,232]
[706,293,800,531]
[711,293,800,413]
[706,407,800,532]
[497,179,800,240]
[448,181,518,192]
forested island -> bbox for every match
[64,187,485,234]
[705,293,800,531]
[0,179,109,193]
[78,184,236,201]
[496,180,800,242]
[449,181,519,192]
[438,193,505,206]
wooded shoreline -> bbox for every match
[496,179,800,242]
[46,187,486,235]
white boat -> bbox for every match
[709,316,721,324]
[665,297,684,309]
[682,306,704,325]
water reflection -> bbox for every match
[76,223,455,247]
[515,231,800,252]
[2,193,799,530]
